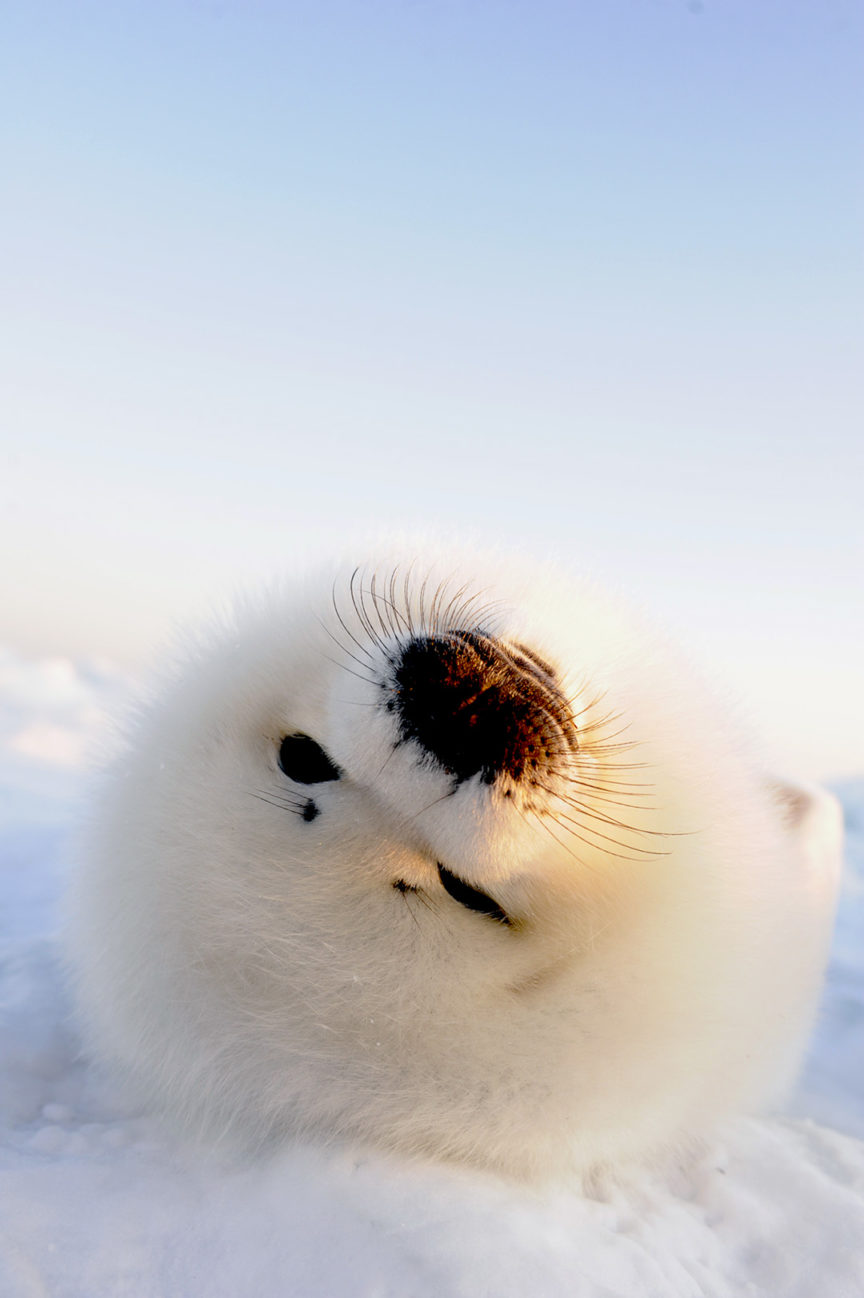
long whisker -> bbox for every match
[387,566,407,639]
[557,796,673,840]
[514,800,601,876]
[320,652,380,686]
[350,568,387,655]
[544,810,663,862]
[407,786,458,825]
[249,791,308,814]
[318,617,379,676]
[368,570,396,646]
[551,808,670,857]
[402,563,418,637]
[361,580,411,639]
[547,772,657,809]
[329,577,376,662]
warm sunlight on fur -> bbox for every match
[68,546,842,1179]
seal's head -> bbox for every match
[69,548,840,1178]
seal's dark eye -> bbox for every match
[278,734,342,784]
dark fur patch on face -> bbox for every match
[391,631,576,785]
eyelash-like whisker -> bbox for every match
[552,809,670,858]
[320,652,380,687]
[329,576,377,663]
[319,618,378,677]
[544,762,657,803]
[350,567,388,658]
[248,790,308,815]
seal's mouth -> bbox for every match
[436,862,513,927]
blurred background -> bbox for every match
[1,0,861,780]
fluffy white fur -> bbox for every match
[68,547,842,1179]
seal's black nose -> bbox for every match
[391,631,576,785]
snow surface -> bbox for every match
[1,648,862,1298]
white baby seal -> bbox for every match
[69,547,842,1179]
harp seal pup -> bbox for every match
[68,546,842,1180]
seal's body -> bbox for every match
[69,550,841,1178]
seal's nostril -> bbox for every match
[391,632,575,785]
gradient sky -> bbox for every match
[1,0,862,778]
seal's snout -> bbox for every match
[391,631,576,786]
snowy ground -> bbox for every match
[1,648,862,1298]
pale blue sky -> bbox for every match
[1,0,861,777]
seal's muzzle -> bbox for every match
[391,631,577,786]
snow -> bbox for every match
[1,649,862,1297]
